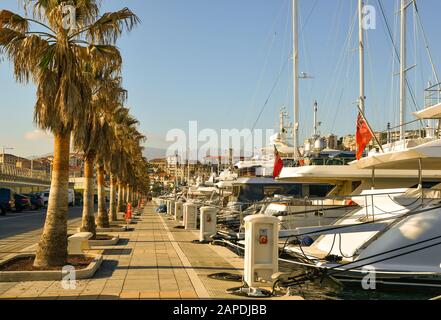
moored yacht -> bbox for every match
[283,103,441,287]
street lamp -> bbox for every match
[30,158,34,178]
[174,153,178,199]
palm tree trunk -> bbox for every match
[96,164,109,228]
[80,153,96,236]
[126,185,130,204]
[109,174,117,222]
[117,180,123,213]
[121,183,126,212]
[34,132,70,268]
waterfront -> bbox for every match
[2,0,441,305]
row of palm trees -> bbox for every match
[0,1,148,268]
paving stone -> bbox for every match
[98,294,119,300]
[104,280,125,289]
[140,291,160,299]
[120,291,140,300]
[76,295,99,300]
[0,205,253,300]
[180,291,198,299]
[160,291,181,299]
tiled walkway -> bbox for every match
[0,204,245,300]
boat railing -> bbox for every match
[371,83,441,149]
[307,157,355,166]
[263,190,432,222]
[424,82,441,109]
[197,188,440,229]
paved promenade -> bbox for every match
[0,204,246,300]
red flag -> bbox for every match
[356,113,374,160]
[273,146,284,178]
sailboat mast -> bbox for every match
[358,0,365,114]
[292,0,299,159]
[313,101,318,137]
[400,0,408,140]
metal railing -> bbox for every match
[0,163,51,183]
[155,188,441,231]
[271,189,438,225]
[219,190,435,226]
[371,83,441,148]
[424,82,441,109]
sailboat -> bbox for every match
[227,1,344,211]
[273,0,441,219]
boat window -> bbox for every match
[410,182,440,189]
[238,185,264,202]
[311,158,325,166]
[265,185,301,198]
[308,184,334,197]
[325,159,344,166]
[352,181,362,192]
[232,186,240,197]
[308,157,355,166]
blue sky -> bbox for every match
[1,0,441,158]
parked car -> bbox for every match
[14,194,31,212]
[25,193,44,210]
[40,189,75,207]
[40,190,50,207]
[0,188,15,216]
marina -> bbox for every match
[1,0,441,308]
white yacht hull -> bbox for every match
[274,206,353,230]
[284,188,441,287]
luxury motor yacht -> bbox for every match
[283,103,441,287]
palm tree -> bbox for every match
[75,71,126,232]
[80,151,97,235]
[95,160,108,227]
[0,2,138,267]
[110,108,140,215]
[108,173,118,222]
[117,180,124,214]
[131,157,149,208]
[121,119,146,211]
[107,106,133,221]
[95,83,128,229]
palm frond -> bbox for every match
[83,8,140,44]
[0,28,49,83]
[0,10,29,32]
[87,44,122,70]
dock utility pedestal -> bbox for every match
[167,200,175,216]
[175,201,184,221]
[199,207,218,242]
[183,203,198,230]
[244,215,279,287]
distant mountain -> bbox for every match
[26,153,53,160]
[27,150,168,161]
[144,148,167,160]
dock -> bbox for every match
[0,204,292,300]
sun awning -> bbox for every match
[350,139,441,170]
[278,165,441,183]
[413,103,441,119]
